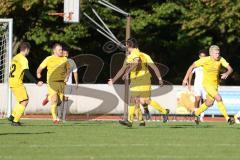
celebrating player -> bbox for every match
[188,50,208,122]
[182,45,234,125]
[8,42,43,126]
[37,43,70,124]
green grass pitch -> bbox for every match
[0,119,240,160]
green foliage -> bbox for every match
[0,0,240,84]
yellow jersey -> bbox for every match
[9,53,29,87]
[39,55,69,83]
[194,56,229,86]
[126,48,152,80]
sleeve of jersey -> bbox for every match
[194,58,205,67]
[21,59,29,70]
[146,55,154,64]
[66,59,70,71]
[126,54,139,64]
[39,57,49,69]
[220,57,229,68]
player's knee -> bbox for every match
[51,95,58,103]
[139,98,146,105]
[195,96,201,102]
[214,95,222,102]
[20,100,28,106]
[205,100,214,107]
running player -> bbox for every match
[182,45,234,125]
[8,42,43,126]
[188,50,208,122]
[37,43,70,124]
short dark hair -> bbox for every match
[52,43,62,50]
[126,38,138,48]
[62,46,68,52]
[20,42,31,51]
[198,49,208,56]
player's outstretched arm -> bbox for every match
[182,63,196,86]
[108,65,128,85]
[221,65,233,79]
[148,63,164,86]
[24,69,43,86]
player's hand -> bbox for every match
[37,73,41,79]
[182,79,188,86]
[108,79,113,85]
[221,73,229,79]
[64,76,69,83]
[37,81,43,86]
[122,73,129,80]
[187,84,192,91]
[75,83,78,88]
[159,80,164,87]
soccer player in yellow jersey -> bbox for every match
[8,42,43,126]
[37,43,70,124]
[183,45,235,125]
[108,38,169,127]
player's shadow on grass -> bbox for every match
[0,131,54,136]
[168,124,214,128]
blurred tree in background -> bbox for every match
[0,0,240,84]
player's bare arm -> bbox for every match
[64,62,71,83]
[108,64,128,85]
[36,66,44,79]
[182,63,196,86]
[221,65,233,80]
[73,71,78,87]
[24,69,43,86]
[148,63,164,86]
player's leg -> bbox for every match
[42,94,49,106]
[10,86,29,126]
[62,85,71,122]
[48,83,60,124]
[57,102,63,121]
[142,103,151,120]
[214,93,234,124]
[135,97,145,126]
[55,82,65,123]
[50,94,59,123]
[207,85,233,123]
[147,99,169,122]
[199,87,207,121]
[194,86,215,124]
[119,96,136,127]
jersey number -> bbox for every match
[9,64,16,78]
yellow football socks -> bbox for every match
[195,103,208,116]
[217,101,229,121]
[128,104,135,123]
[12,104,18,117]
[51,103,58,121]
[13,103,25,122]
[150,100,167,114]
